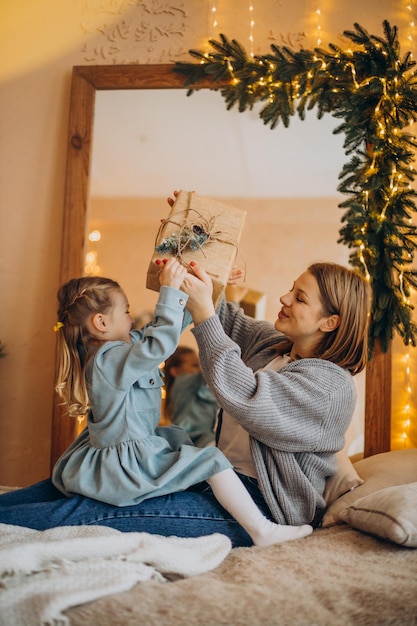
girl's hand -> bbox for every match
[181,262,216,324]
[156,258,187,290]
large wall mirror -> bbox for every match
[52,64,390,468]
[88,83,347,334]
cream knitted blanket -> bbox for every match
[0,523,231,626]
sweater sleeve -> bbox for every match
[215,299,279,360]
[192,314,355,453]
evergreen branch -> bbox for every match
[174,20,417,350]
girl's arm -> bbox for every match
[95,259,189,387]
[95,285,188,388]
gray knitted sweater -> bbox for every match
[191,300,356,525]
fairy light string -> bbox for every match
[204,0,218,60]
[402,0,416,447]
[402,344,413,446]
[210,0,218,36]
[315,5,322,46]
[394,329,414,449]
[395,240,415,447]
[249,4,255,57]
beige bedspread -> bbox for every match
[65,524,417,626]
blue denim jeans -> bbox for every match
[0,474,273,547]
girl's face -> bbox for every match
[274,270,336,356]
[105,290,134,343]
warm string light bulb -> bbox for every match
[89,229,101,242]
[358,194,371,281]
[358,243,371,281]
[85,250,101,275]
[86,230,102,275]
[380,165,399,220]
[399,272,407,304]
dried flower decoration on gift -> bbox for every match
[155,210,220,260]
[146,190,247,305]
[156,224,209,255]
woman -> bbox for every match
[181,260,370,527]
[0,261,371,547]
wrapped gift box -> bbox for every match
[146,190,247,305]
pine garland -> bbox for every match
[174,21,417,352]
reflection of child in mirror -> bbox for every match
[51,259,312,547]
[163,346,218,447]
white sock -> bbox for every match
[208,469,313,547]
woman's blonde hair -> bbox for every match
[55,276,121,417]
[278,262,372,375]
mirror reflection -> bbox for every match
[87,88,348,328]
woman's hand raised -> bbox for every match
[181,262,216,325]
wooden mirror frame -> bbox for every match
[52,63,391,469]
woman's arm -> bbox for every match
[193,315,355,452]
[182,263,354,451]
[182,262,277,356]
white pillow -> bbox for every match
[339,482,417,547]
[323,449,417,527]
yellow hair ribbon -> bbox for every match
[53,322,64,332]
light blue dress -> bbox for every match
[52,286,231,506]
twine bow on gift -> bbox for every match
[155,198,238,266]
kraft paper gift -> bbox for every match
[146,191,246,305]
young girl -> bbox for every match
[51,258,312,547]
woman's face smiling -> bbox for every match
[275,270,335,357]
